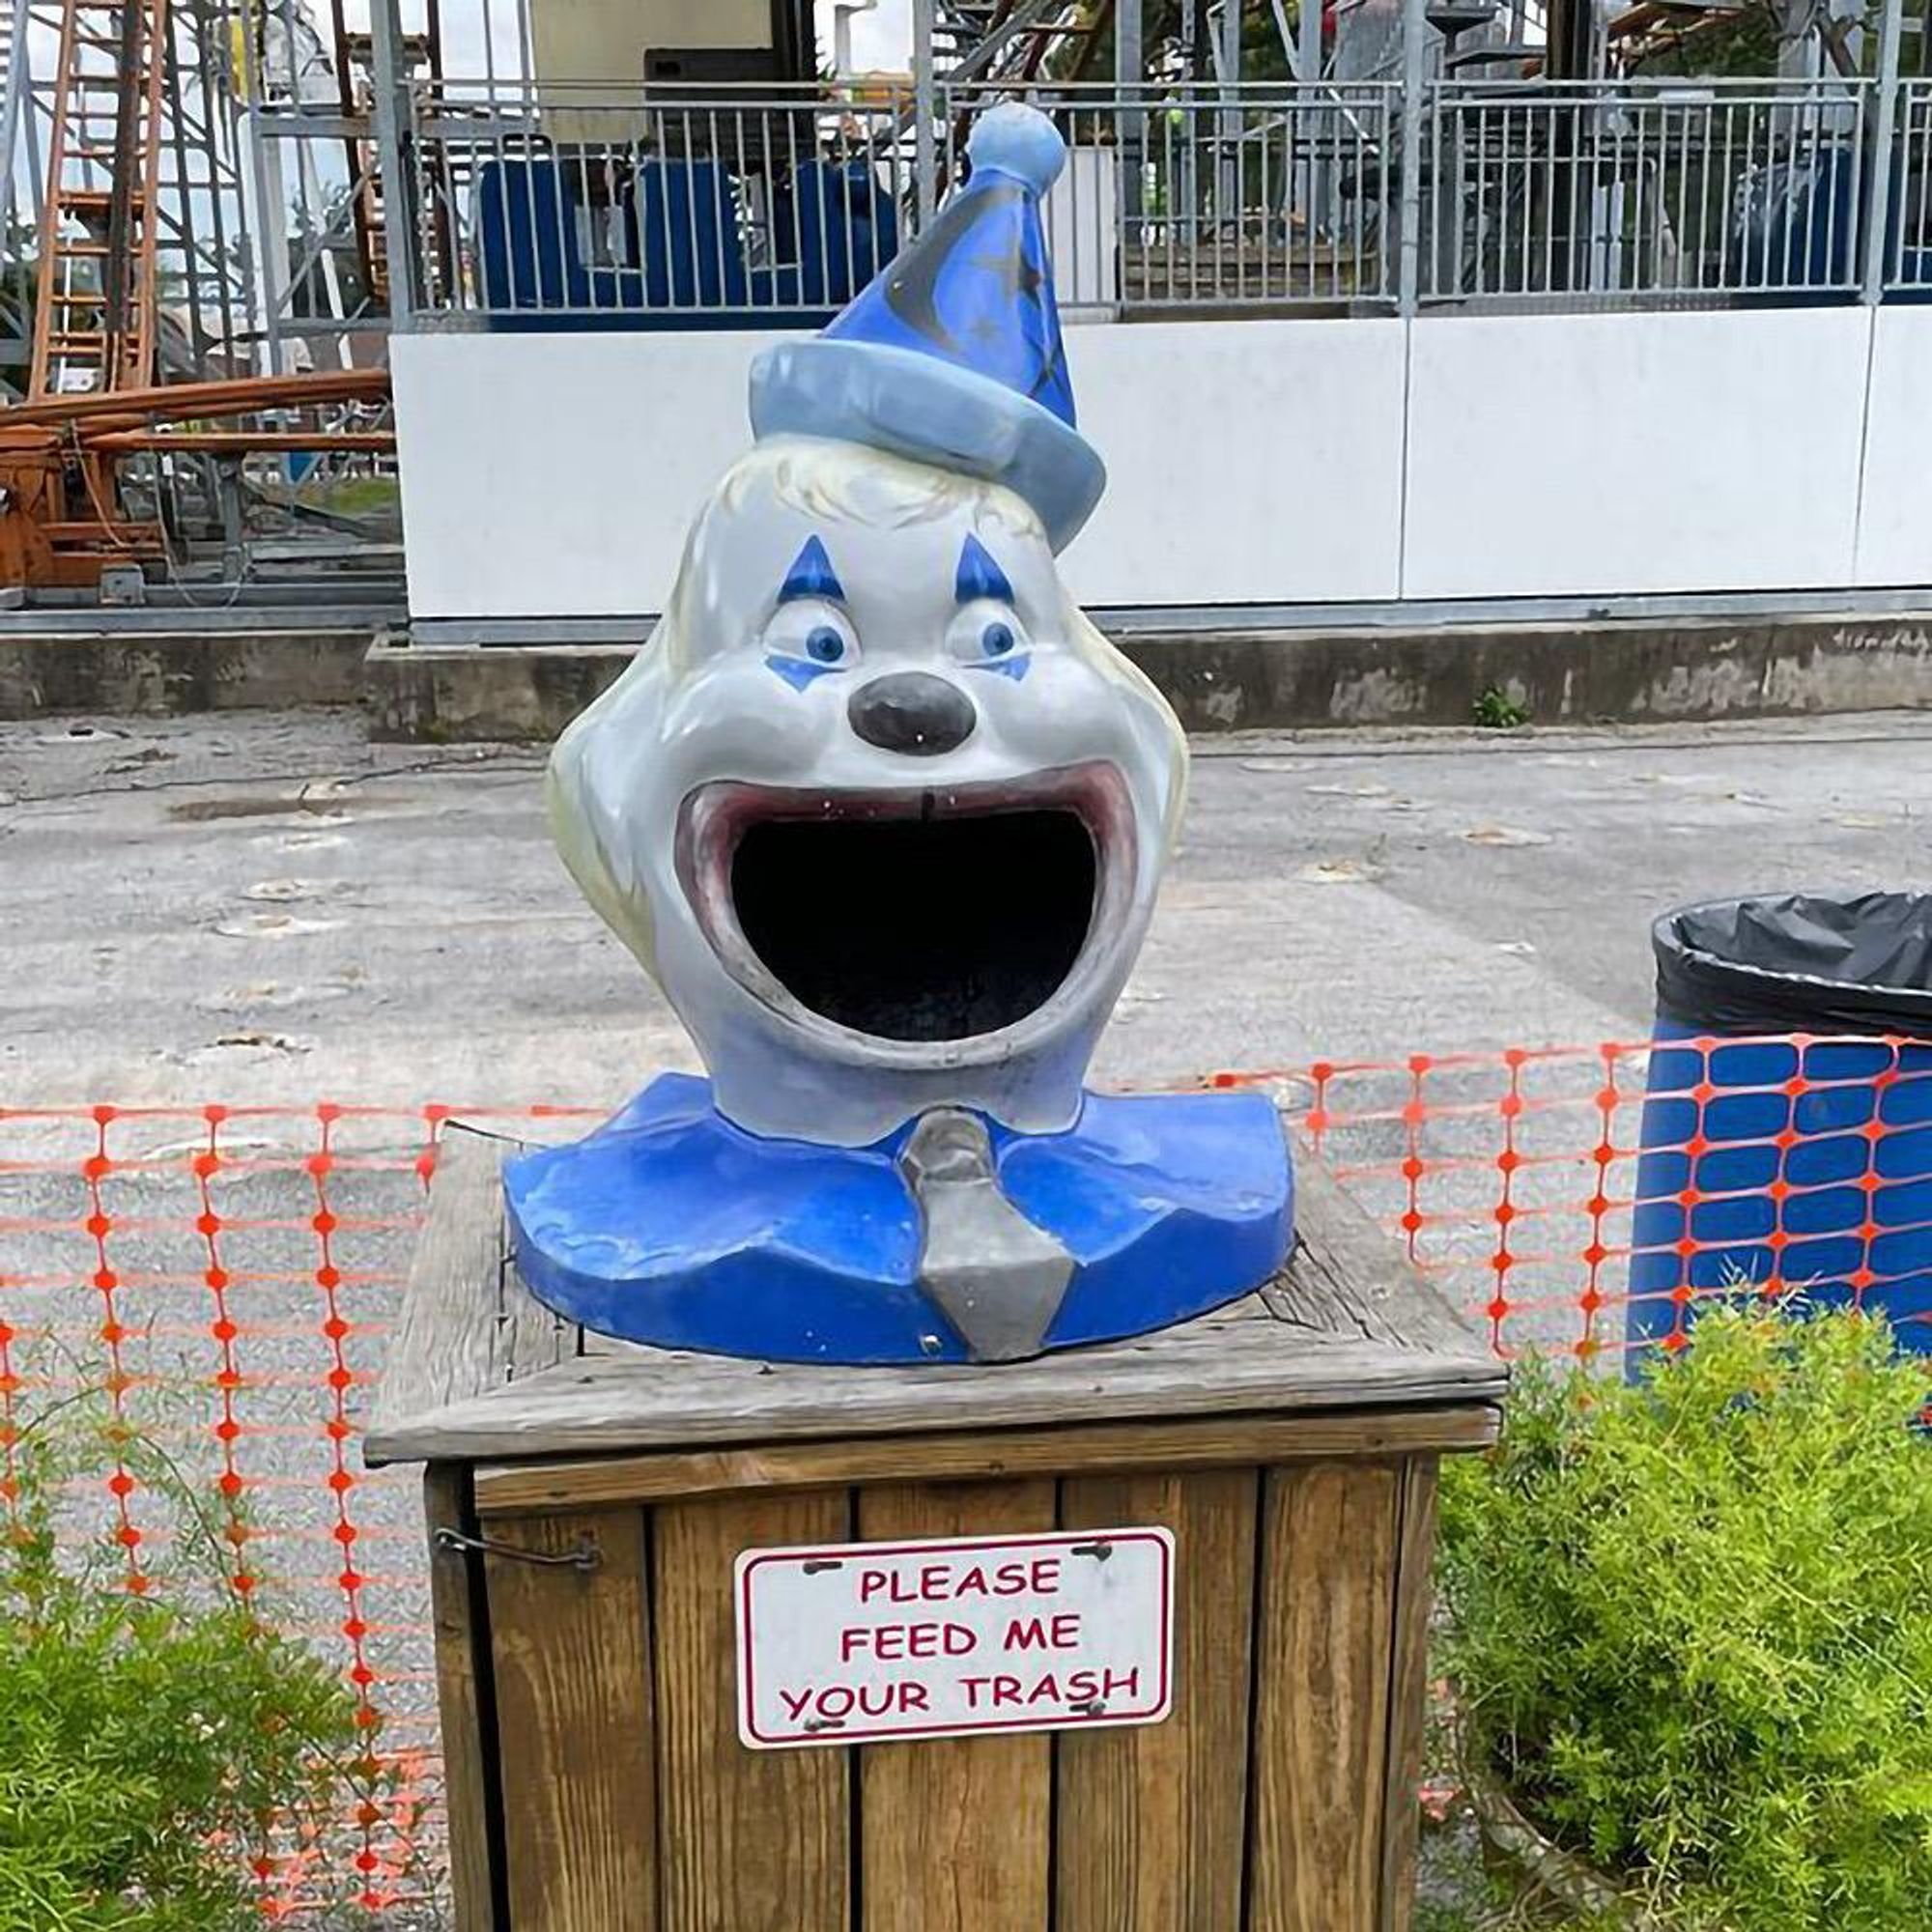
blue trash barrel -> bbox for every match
[1628,893,1932,1359]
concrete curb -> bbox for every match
[6,611,1932,736]
[364,610,1932,742]
[0,627,372,721]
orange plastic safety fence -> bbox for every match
[2,1041,1926,1916]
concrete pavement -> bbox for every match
[5,706,1928,1108]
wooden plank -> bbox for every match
[1378,1456,1441,1932]
[497,1232,570,1386]
[371,1329,1504,1464]
[486,1120,582,1388]
[472,1405,1500,1516]
[365,1126,515,1454]
[1248,1462,1402,1932]
[422,1465,501,1932]
[566,1282,1283,1379]
[487,1509,656,1932]
[1268,1162,1488,1359]
[859,1479,1055,1931]
[653,1491,850,1932]
[1055,1467,1259,1932]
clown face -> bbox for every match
[548,433,1187,1147]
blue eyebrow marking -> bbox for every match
[766,654,838,692]
[779,535,843,605]
[955,534,1013,607]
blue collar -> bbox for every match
[505,1073,1293,1364]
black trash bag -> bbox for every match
[1654,892,1932,1038]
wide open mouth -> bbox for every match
[676,762,1134,1049]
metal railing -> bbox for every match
[1422,78,1872,306]
[392,73,1932,329]
[405,77,1400,325]
[946,81,1400,312]
[412,81,918,324]
[1884,77,1932,292]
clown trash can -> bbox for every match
[1628,892,1932,1359]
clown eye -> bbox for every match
[760,599,859,678]
[947,601,1031,668]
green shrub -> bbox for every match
[1437,1311,1932,1932]
[0,1393,367,1931]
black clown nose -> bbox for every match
[847,673,977,756]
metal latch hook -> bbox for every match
[434,1526,602,1572]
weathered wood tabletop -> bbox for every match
[365,1124,1507,1468]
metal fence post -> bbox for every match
[1118,0,1145,233]
[1397,0,1428,314]
[1217,0,1241,227]
[1863,0,1905,305]
[369,0,424,323]
[913,0,937,227]
[242,114,289,375]
[0,0,34,246]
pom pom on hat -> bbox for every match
[967,100,1066,196]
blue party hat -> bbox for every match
[749,101,1105,551]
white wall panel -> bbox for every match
[396,307,1894,620]
[1404,308,1871,600]
[392,318,1407,619]
[1061,318,1407,607]
[394,328,782,623]
[1855,305,1932,589]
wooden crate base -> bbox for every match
[379,1130,1506,1930]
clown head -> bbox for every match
[546,104,1188,1148]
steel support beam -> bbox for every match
[1398,0,1428,313]
[1864,0,1906,303]
[367,0,422,321]
[945,0,1068,88]
[0,0,31,243]
[914,0,936,223]
[1117,0,1144,85]
[1118,0,1145,226]
[1218,0,1242,78]
[1217,0,1241,222]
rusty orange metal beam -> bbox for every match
[41,521,165,545]
[84,430,398,454]
[0,367,390,431]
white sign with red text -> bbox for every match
[734,1526,1175,1749]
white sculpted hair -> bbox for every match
[724,435,1044,534]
